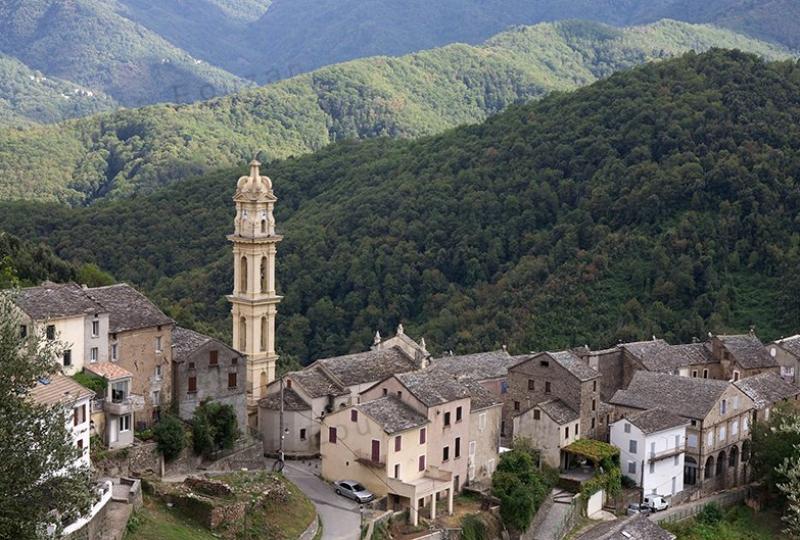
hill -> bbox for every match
[249,0,800,78]
[0,53,116,128]
[0,0,250,108]
[0,19,790,204]
[1,50,798,363]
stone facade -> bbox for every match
[513,403,580,469]
[769,336,800,383]
[468,404,501,484]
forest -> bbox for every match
[1,50,798,367]
[0,20,789,204]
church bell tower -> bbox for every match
[228,160,282,410]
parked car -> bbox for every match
[334,480,375,503]
[626,503,652,516]
[643,495,670,512]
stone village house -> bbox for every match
[769,334,800,383]
[85,362,138,450]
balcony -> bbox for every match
[355,451,385,469]
[104,394,144,416]
[648,442,687,463]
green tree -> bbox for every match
[491,440,551,532]
[0,294,94,539]
[153,415,186,461]
[191,400,240,456]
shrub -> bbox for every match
[461,514,487,540]
[697,503,723,525]
[491,446,550,532]
[72,371,107,395]
[191,401,240,456]
[153,415,185,460]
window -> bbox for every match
[720,399,727,415]
[479,412,487,431]
[650,442,656,456]
[397,391,402,399]
[77,438,84,452]
[188,375,197,393]
[46,325,55,340]
[591,417,595,429]
[419,428,426,445]
[692,370,698,378]
[155,336,162,353]
[732,420,739,436]
[719,425,726,441]
[501,381,508,394]
[514,401,520,411]
[533,409,541,420]
[691,419,697,426]
[703,369,709,379]
[733,371,740,382]
[629,440,637,454]
[92,320,99,337]
[419,455,426,471]
[593,380,597,392]
[119,414,130,432]
[20,325,27,338]
[456,406,462,422]
[231,357,238,365]
[444,411,451,426]
[188,362,195,369]
[528,379,535,390]
[628,461,636,474]
[351,410,358,422]
[382,388,388,396]
[394,464,400,478]
[153,390,161,406]
[209,350,218,366]
[300,429,307,440]
[733,396,739,410]
[469,441,476,457]
[624,423,631,433]
[706,431,713,447]
[743,416,749,432]
[575,423,579,436]
[565,426,569,439]
[328,427,337,444]
[540,360,549,367]
[455,437,461,458]
[395,436,402,452]
[675,435,680,448]
[73,404,86,426]
[649,461,655,474]
[545,381,552,394]
[228,372,237,388]
[443,446,450,461]
[592,399,596,411]
[63,349,72,367]
[674,454,679,466]
[155,365,162,380]
[90,347,98,363]
[111,343,117,361]
[688,434,698,447]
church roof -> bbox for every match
[311,345,418,387]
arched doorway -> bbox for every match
[684,456,698,485]
[716,451,726,488]
[704,456,715,479]
[729,446,739,468]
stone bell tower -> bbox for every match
[228,160,282,412]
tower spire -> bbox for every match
[228,160,283,423]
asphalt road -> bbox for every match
[278,459,361,540]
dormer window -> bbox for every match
[540,360,549,367]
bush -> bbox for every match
[697,503,723,525]
[72,371,107,395]
[461,514,487,540]
[491,445,551,532]
[621,474,637,488]
[153,415,185,460]
[191,401,240,456]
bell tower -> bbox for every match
[228,160,282,412]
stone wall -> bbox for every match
[95,442,162,478]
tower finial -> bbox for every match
[420,337,427,351]
[250,159,261,179]
[397,323,404,336]
[374,331,382,346]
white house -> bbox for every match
[611,408,688,498]
[30,374,95,470]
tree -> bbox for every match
[153,415,186,461]
[0,294,94,539]
[191,400,240,456]
[491,439,551,532]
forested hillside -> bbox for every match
[0,0,249,108]
[250,0,800,77]
[0,20,789,204]
[0,53,115,127]
[2,50,798,363]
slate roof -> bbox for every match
[312,346,418,387]
[393,369,473,407]
[430,350,519,381]
[85,362,133,381]
[538,399,579,424]
[773,335,800,358]
[30,374,94,406]
[291,366,348,399]
[357,396,429,434]
[626,407,689,435]
[624,340,715,372]
[458,377,502,411]
[717,334,777,370]
[609,371,731,420]
[577,514,675,540]
[172,326,239,363]
[86,284,173,333]
[13,282,105,320]
[259,388,312,411]
[734,372,800,409]
[547,351,600,381]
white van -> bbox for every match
[643,495,670,512]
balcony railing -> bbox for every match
[103,394,145,416]
[355,452,385,469]
[648,442,687,463]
